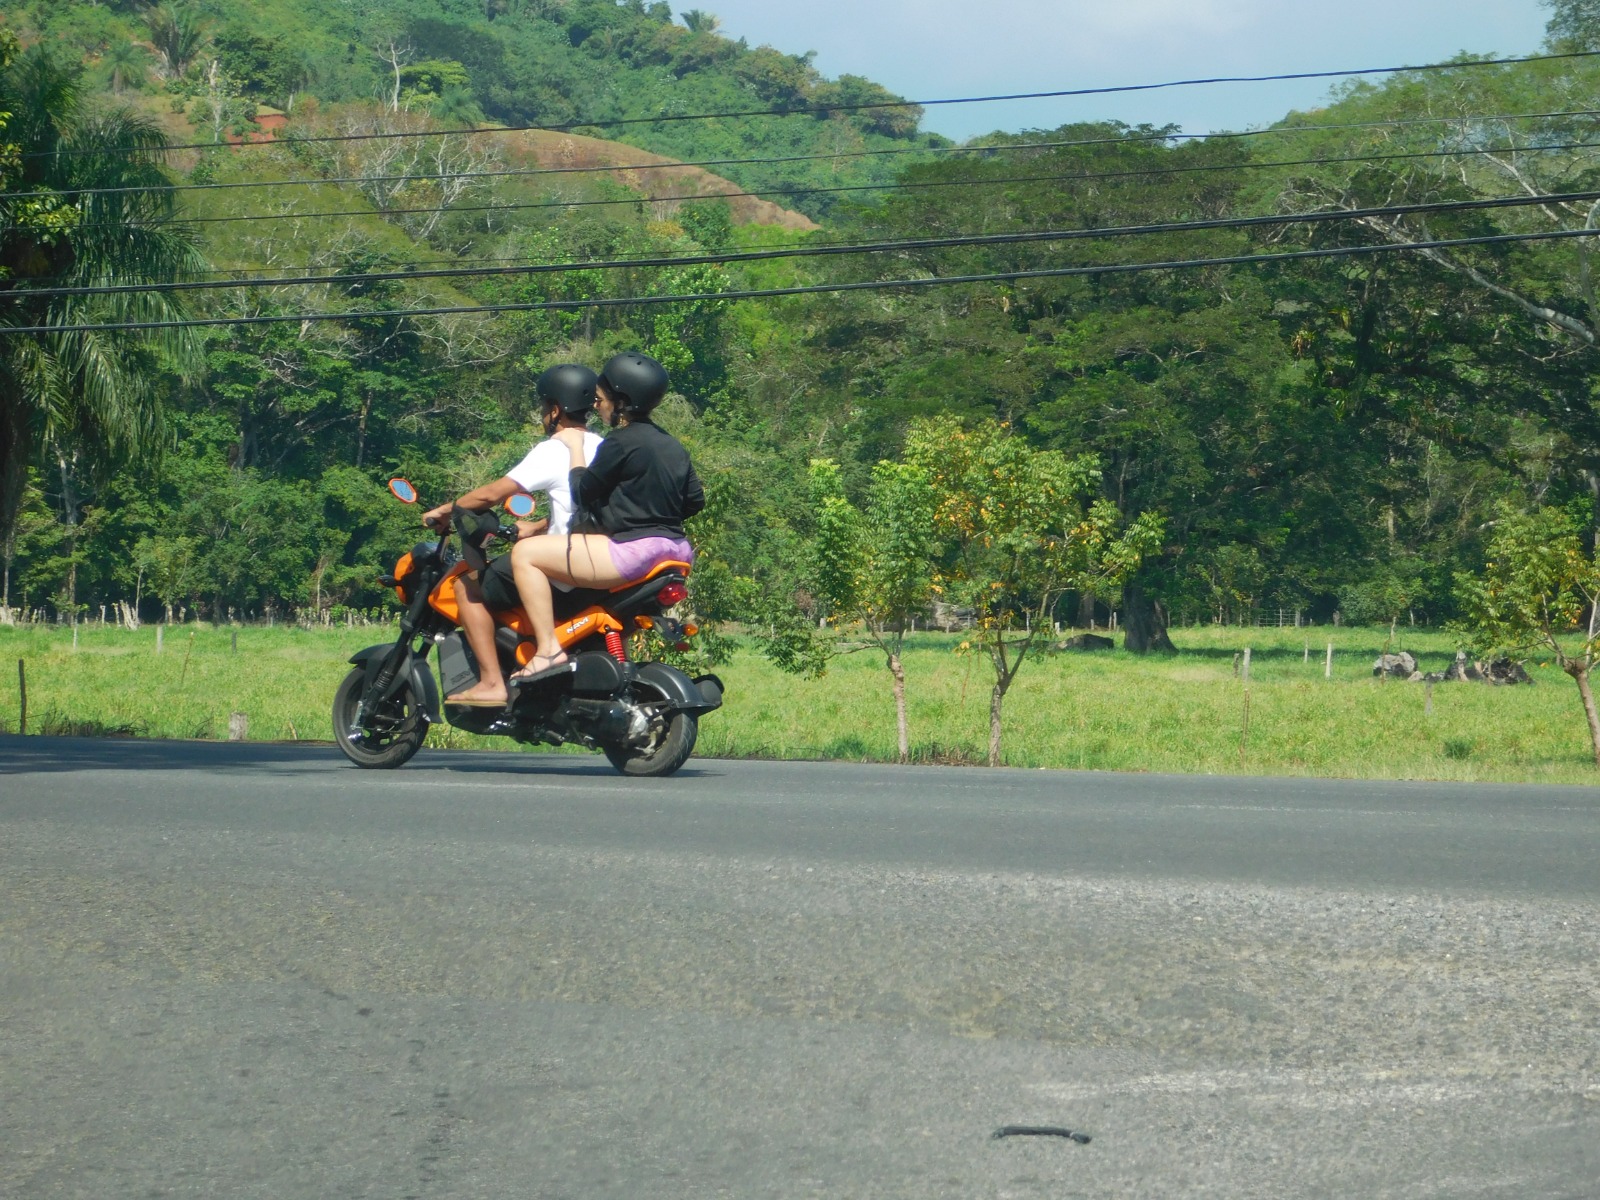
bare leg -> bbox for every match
[508,534,626,675]
[448,575,507,703]
[509,553,563,670]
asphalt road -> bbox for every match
[2,735,1597,1198]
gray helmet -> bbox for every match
[536,363,598,417]
[598,351,669,418]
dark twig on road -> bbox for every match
[991,1125,1091,1144]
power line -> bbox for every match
[8,105,1599,202]
[51,132,1600,235]
[11,191,1599,302]
[28,51,1600,160]
[15,129,1598,284]
[4,228,1593,336]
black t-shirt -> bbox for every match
[570,420,705,543]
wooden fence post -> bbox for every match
[228,712,248,741]
[1242,646,1251,682]
[1325,642,1334,679]
[16,658,25,736]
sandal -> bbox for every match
[509,651,569,683]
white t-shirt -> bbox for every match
[505,432,602,536]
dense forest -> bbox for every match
[3,0,1600,658]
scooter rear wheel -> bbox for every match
[603,697,697,778]
[333,666,428,769]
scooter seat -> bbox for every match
[609,560,692,592]
[551,563,690,621]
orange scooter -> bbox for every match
[332,478,722,776]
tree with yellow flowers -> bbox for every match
[904,416,1163,767]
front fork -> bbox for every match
[352,599,439,735]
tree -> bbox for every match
[133,533,200,624]
[0,46,204,551]
[905,417,1163,767]
[142,2,210,80]
[1455,504,1600,766]
[101,41,150,95]
[808,457,938,762]
[1545,0,1600,49]
[680,10,721,34]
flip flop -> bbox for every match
[510,653,569,684]
[446,695,507,708]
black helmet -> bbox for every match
[536,363,598,417]
[598,351,669,417]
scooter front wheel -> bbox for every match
[333,666,428,769]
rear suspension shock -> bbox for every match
[605,629,627,662]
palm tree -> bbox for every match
[0,46,204,551]
[102,41,151,94]
[143,2,209,80]
[680,10,721,34]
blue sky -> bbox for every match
[695,1,1556,141]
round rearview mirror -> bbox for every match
[388,478,418,504]
[505,492,536,518]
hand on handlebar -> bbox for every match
[422,503,452,530]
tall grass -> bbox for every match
[2,622,1597,784]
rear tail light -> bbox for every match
[656,582,688,607]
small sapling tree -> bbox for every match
[807,457,938,762]
[905,417,1163,767]
[1455,504,1600,766]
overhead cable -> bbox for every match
[4,227,1594,336]
[16,132,1598,284]
[6,106,1598,202]
[27,51,1600,160]
[51,136,1600,234]
[10,190,1599,301]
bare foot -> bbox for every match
[446,683,509,706]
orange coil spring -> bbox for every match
[605,629,626,662]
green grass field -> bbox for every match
[2,621,1598,785]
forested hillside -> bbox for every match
[4,0,940,215]
[3,0,1600,656]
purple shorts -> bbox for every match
[608,536,694,581]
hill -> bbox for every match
[5,0,946,221]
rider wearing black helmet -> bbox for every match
[507,351,705,679]
[423,363,603,706]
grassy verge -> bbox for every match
[2,622,1597,785]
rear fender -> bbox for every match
[634,661,723,715]
[349,643,442,724]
